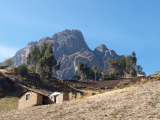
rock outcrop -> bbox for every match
[149,70,160,77]
[8,29,124,79]
[0,62,3,66]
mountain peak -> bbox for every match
[94,44,109,52]
[51,29,83,41]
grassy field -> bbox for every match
[0,89,26,113]
[0,97,18,113]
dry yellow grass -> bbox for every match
[148,79,153,82]
[1,77,160,119]
[1,80,160,119]
[140,78,148,84]
[86,93,92,97]
[156,76,160,80]
[135,81,140,85]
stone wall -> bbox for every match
[18,91,42,110]
[46,94,64,104]
[57,94,63,103]
[46,96,54,104]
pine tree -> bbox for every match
[131,51,137,67]
[27,44,40,73]
[37,41,60,82]
[37,41,48,61]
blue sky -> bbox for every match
[0,0,160,75]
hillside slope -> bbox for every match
[0,67,82,94]
[1,80,160,119]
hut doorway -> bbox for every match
[55,96,58,103]
[42,96,46,105]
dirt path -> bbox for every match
[1,80,160,120]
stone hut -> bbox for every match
[18,89,69,110]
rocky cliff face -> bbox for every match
[10,29,124,79]
[0,62,3,66]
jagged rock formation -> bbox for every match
[9,29,124,79]
[94,44,124,68]
[0,62,3,66]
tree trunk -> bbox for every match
[95,72,96,82]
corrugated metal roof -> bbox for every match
[48,92,62,96]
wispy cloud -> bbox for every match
[0,45,17,62]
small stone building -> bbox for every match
[46,92,63,104]
[18,89,69,110]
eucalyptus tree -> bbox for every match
[130,51,137,77]
[126,55,132,77]
[103,69,107,76]
[131,68,137,77]
[77,60,88,80]
[103,60,108,69]
[92,65,98,81]
[119,57,126,78]
[107,59,114,73]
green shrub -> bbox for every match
[72,74,81,80]
[108,73,114,79]
[14,67,18,73]
[28,65,36,73]
[17,63,28,77]
[112,70,120,79]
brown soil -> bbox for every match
[1,79,160,119]
[66,77,146,89]
[0,68,83,95]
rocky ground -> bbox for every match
[1,79,160,120]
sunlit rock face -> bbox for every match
[10,29,124,79]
